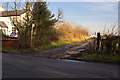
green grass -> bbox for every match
[40,41,73,50]
[39,38,90,51]
[2,47,34,53]
[69,41,87,48]
[83,53,120,62]
[82,40,120,62]
[69,39,92,48]
[2,47,19,53]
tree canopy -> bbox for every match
[32,2,61,47]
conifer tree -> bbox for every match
[32,2,61,47]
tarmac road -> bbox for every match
[2,53,119,78]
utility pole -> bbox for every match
[31,24,35,47]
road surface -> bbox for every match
[2,53,118,78]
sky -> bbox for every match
[0,1,119,35]
[48,2,118,35]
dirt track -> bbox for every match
[17,40,93,59]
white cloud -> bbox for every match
[89,3,117,11]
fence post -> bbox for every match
[119,36,120,50]
[93,39,96,50]
[96,32,101,51]
[101,38,104,51]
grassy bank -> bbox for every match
[82,41,120,62]
[69,39,91,48]
[2,48,19,53]
[83,53,120,62]
[37,37,90,51]
[2,37,90,53]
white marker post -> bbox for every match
[31,24,35,47]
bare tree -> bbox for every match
[10,1,33,48]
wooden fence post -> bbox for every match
[96,32,101,51]
[119,36,120,50]
[101,38,104,51]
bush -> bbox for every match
[2,33,10,39]
[55,22,88,42]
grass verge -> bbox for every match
[69,39,91,48]
[2,47,19,53]
[2,37,90,53]
[2,47,34,53]
[39,38,90,51]
[83,53,120,62]
[82,40,120,62]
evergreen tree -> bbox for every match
[32,2,61,47]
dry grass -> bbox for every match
[55,22,88,42]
